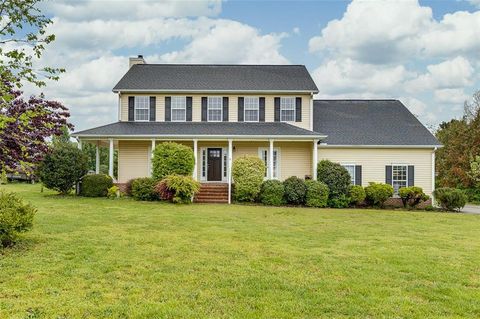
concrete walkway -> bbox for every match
[461,204,480,214]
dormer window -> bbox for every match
[280,97,295,122]
[171,96,186,122]
[207,97,223,122]
[134,96,150,121]
[244,97,259,122]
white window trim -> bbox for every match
[341,163,356,185]
[244,96,260,122]
[280,96,296,123]
[134,96,150,122]
[200,148,207,181]
[258,147,281,179]
[207,96,223,122]
[171,96,187,122]
[391,163,409,196]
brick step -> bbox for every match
[197,190,228,194]
[199,186,228,190]
[195,198,229,203]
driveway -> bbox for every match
[461,204,480,214]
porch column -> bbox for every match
[228,139,233,204]
[151,139,156,175]
[193,139,198,180]
[108,138,114,179]
[77,139,82,150]
[312,139,319,180]
[269,139,274,179]
[95,142,100,174]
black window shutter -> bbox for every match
[295,97,302,122]
[165,97,171,122]
[386,166,392,185]
[222,97,229,122]
[128,96,135,121]
[259,97,265,122]
[186,97,193,121]
[355,165,362,186]
[201,97,207,121]
[408,166,415,186]
[149,96,156,121]
[274,97,280,121]
[238,97,244,122]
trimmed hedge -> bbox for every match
[152,142,195,181]
[305,180,329,208]
[232,156,265,202]
[131,177,158,201]
[283,176,307,205]
[0,190,36,247]
[259,180,285,206]
[348,185,366,206]
[317,160,351,198]
[433,187,467,212]
[365,182,394,207]
[80,174,113,197]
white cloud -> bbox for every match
[467,0,480,8]
[434,88,469,105]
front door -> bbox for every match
[207,148,222,181]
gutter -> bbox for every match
[112,89,319,94]
[72,133,327,141]
[318,144,443,149]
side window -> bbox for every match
[280,97,295,122]
[341,164,356,185]
[258,148,279,179]
[134,96,149,121]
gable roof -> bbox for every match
[113,64,319,93]
[313,100,440,146]
[72,122,325,139]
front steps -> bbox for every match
[194,183,229,203]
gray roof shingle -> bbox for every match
[313,100,440,146]
[113,64,319,92]
[73,122,324,138]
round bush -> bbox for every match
[232,156,265,202]
[433,187,467,211]
[152,142,195,181]
[0,190,36,247]
[107,186,119,199]
[131,177,158,201]
[155,179,175,201]
[399,186,429,209]
[305,180,329,208]
[317,160,351,197]
[364,182,394,207]
[80,174,113,197]
[38,144,89,194]
[283,176,307,205]
[259,180,285,206]
[348,185,366,206]
[157,175,200,204]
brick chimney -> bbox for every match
[129,55,146,68]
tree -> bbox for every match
[468,155,480,188]
[0,0,64,98]
[0,84,72,174]
[37,143,88,195]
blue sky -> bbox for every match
[23,0,480,131]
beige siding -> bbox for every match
[318,147,434,195]
[119,93,312,130]
[117,141,151,183]
[277,142,312,180]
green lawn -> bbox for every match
[1,184,479,318]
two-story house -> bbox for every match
[73,56,440,204]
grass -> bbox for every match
[1,184,480,318]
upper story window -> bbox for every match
[280,97,295,122]
[207,97,222,122]
[244,97,259,122]
[134,96,149,121]
[341,164,356,185]
[171,96,186,122]
[392,165,408,195]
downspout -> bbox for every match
[432,146,437,205]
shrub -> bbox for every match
[424,205,435,212]
[464,188,480,204]
[433,187,467,212]
[152,142,195,181]
[124,179,134,196]
[328,193,351,208]
[398,186,429,209]
[0,168,7,185]
[107,186,119,199]
[131,177,158,201]
[0,190,36,247]
[159,175,200,204]
[259,180,285,206]
[283,176,307,205]
[364,182,394,207]
[317,160,351,198]
[305,180,329,208]
[38,144,89,194]
[232,156,265,202]
[348,185,366,206]
[154,179,175,201]
[80,174,113,197]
